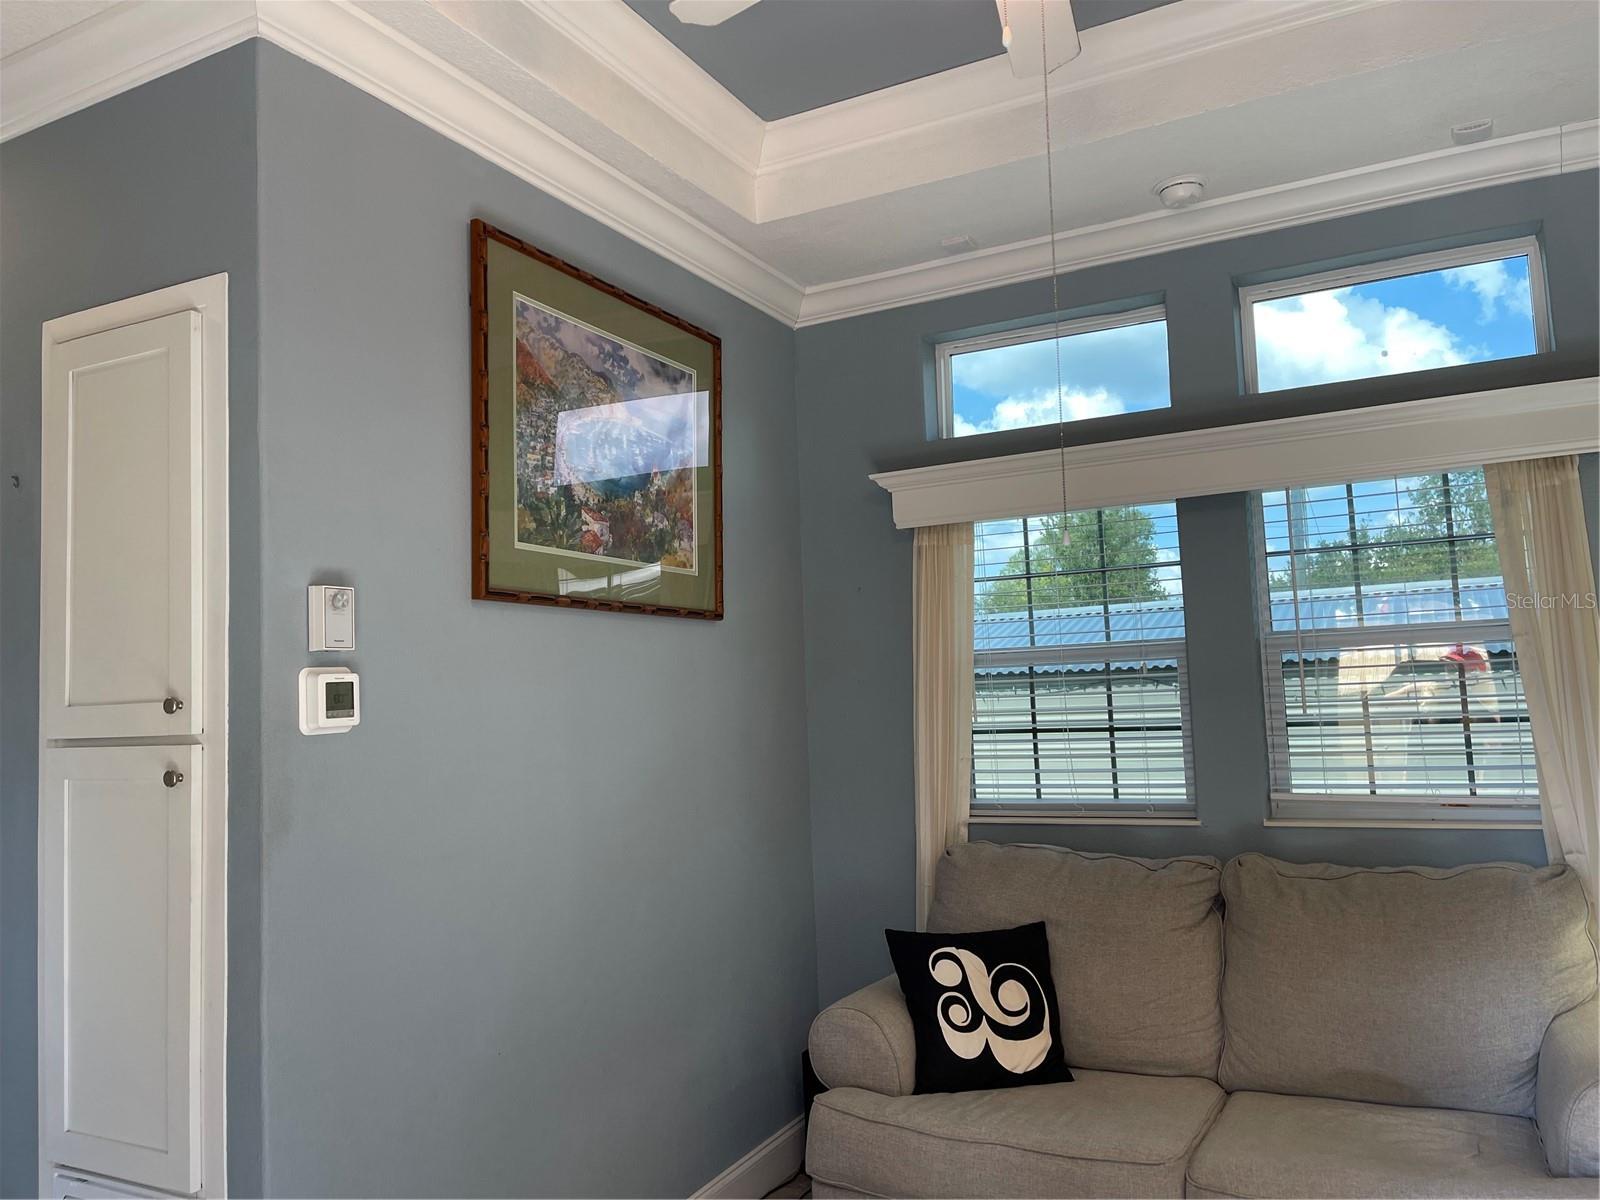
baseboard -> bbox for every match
[692,1116,807,1199]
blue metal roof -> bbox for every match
[1265,579,1508,631]
[975,578,1512,676]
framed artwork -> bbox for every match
[470,219,723,618]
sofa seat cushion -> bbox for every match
[1186,1091,1597,1199]
[806,1068,1224,1198]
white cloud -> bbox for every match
[1441,258,1532,324]
[1253,288,1488,392]
[952,386,1129,436]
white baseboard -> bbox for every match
[692,1116,807,1199]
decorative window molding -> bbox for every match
[869,378,1600,530]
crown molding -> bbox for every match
[0,0,806,322]
[869,377,1600,528]
[0,0,255,141]
[759,0,1377,175]
[527,0,764,177]
[2,1,1594,331]
[257,1,804,321]
[796,120,1600,327]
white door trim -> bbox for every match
[39,274,228,1198]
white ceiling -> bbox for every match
[0,0,114,57]
[3,0,1597,326]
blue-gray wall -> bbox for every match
[795,171,1600,1005]
[3,35,1597,1199]
[252,44,814,1197]
[0,46,263,1199]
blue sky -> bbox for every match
[1252,255,1535,392]
[949,255,1536,435]
[950,319,1170,437]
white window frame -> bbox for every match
[1251,487,1543,829]
[969,503,1196,824]
[935,303,1168,438]
[1238,236,1552,395]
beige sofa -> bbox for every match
[805,843,1599,1199]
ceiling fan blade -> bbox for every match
[995,0,1082,76]
[668,0,763,26]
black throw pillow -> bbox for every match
[885,921,1072,1094]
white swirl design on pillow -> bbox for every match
[927,947,1052,1074]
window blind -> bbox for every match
[972,503,1192,816]
[1258,468,1540,823]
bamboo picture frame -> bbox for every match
[471,219,724,618]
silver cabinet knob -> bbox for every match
[163,770,184,788]
[163,697,184,714]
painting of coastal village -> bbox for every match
[512,293,699,572]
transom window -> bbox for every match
[1240,238,1549,394]
[938,306,1171,438]
[972,503,1192,817]
[1257,468,1540,824]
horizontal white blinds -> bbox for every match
[1259,468,1540,821]
[973,504,1192,815]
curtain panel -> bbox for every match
[1485,456,1600,945]
[913,522,975,929]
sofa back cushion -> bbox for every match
[1219,853,1598,1118]
[927,842,1224,1078]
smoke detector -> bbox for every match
[1153,175,1206,210]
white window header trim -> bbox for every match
[870,377,1599,529]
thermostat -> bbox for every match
[298,667,360,735]
[308,584,355,652]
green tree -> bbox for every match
[1270,472,1501,591]
[979,507,1169,614]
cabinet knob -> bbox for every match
[163,697,184,714]
[163,769,184,789]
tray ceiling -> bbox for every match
[620,0,1178,121]
[3,0,1597,327]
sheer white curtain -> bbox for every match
[913,523,975,929]
[1485,456,1600,939]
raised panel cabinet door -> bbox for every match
[41,311,203,739]
[39,746,203,1196]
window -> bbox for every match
[972,502,1192,817]
[1257,468,1539,824]
[938,306,1170,438]
[1240,238,1549,394]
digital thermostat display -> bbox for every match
[299,668,360,735]
[324,681,356,718]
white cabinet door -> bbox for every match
[40,312,203,740]
[40,746,203,1196]
[50,1170,176,1199]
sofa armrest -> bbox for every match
[1538,997,1599,1177]
[808,975,915,1097]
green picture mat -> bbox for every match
[484,237,717,611]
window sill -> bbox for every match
[970,814,1201,827]
[1263,818,1544,831]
